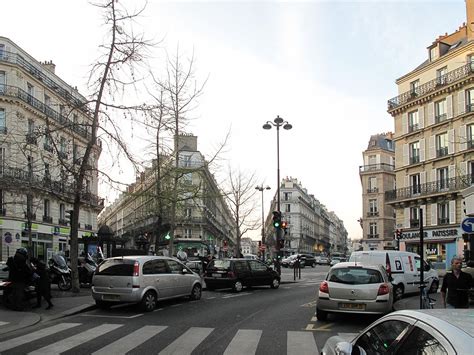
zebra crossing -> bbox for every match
[0,321,328,354]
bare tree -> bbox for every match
[224,167,260,256]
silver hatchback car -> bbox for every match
[92,256,202,312]
[316,262,393,320]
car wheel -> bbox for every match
[429,280,439,294]
[316,307,328,321]
[270,278,280,289]
[140,291,157,312]
[190,284,202,300]
[58,275,72,291]
[95,300,111,309]
[232,280,243,292]
[394,284,404,301]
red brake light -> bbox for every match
[228,271,235,278]
[319,281,329,293]
[133,261,140,277]
[385,253,391,275]
[378,283,390,295]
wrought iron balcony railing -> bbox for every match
[0,85,91,140]
[0,50,88,112]
[367,234,379,239]
[438,217,450,225]
[435,113,447,124]
[367,187,379,193]
[408,124,420,133]
[410,155,420,164]
[385,174,472,202]
[388,63,474,110]
[410,219,420,228]
[42,215,52,223]
[367,211,379,217]
[359,163,395,173]
[436,147,449,158]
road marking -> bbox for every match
[154,308,165,312]
[0,323,81,352]
[224,329,262,355]
[92,325,167,355]
[81,313,144,319]
[206,296,217,299]
[159,327,213,355]
[0,321,9,327]
[222,292,252,299]
[311,316,317,322]
[301,300,317,307]
[305,322,334,331]
[28,324,123,355]
[287,331,318,355]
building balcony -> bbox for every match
[408,124,419,133]
[435,114,447,124]
[366,187,379,193]
[438,217,450,225]
[58,218,68,226]
[385,174,471,203]
[367,234,379,239]
[388,63,473,110]
[367,211,379,217]
[0,85,94,142]
[410,219,420,228]
[359,163,394,173]
[409,155,420,164]
[42,215,53,223]
[436,147,449,158]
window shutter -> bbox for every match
[401,113,408,135]
[419,106,425,128]
[364,156,369,165]
[459,125,467,151]
[404,175,409,189]
[431,169,436,183]
[448,164,456,179]
[376,155,381,165]
[460,161,468,175]
[403,144,409,166]
[446,95,453,119]
[421,205,427,226]
[404,208,410,228]
[427,102,435,126]
[429,136,436,159]
[420,171,426,184]
[458,91,465,115]
[431,203,438,226]
[448,129,455,154]
[449,200,456,224]
[420,138,425,162]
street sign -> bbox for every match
[4,232,12,244]
[461,217,474,233]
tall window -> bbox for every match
[410,207,420,228]
[411,173,421,194]
[410,80,419,95]
[0,147,4,174]
[468,124,474,149]
[434,99,447,123]
[27,83,34,102]
[0,189,4,213]
[27,156,33,176]
[369,199,378,215]
[437,167,449,190]
[183,155,191,167]
[466,88,474,112]
[44,94,51,107]
[409,141,420,164]
[369,223,377,238]
[368,177,377,192]
[368,155,377,167]
[184,228,192,238]
[408,110,419,132]
[285,204,291,212]
[284,192,292,201]
[185,207,192,218]
[0,108,5,134]
[44,163,50,180]
[28,119,34,134]
[438,202,449,225]
[436,132,448,157]
[44,199,50,217]
[0,44,4,59]
[0,70,5,93]
[436,67,447,85]
[59,203,65,220]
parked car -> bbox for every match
[329,257,342,266]
[316,262,393,321]
[281,254,316,268]
[281,254,299,268]
[185,260,205,275]
[316,255,330,265]
[321,309,474,355]
[204,258,280,292]
[349,250,439,300]
[91,256,202,312]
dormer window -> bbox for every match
[430,47,438,61]
[410,80,419,96]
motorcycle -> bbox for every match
[48,254,72,291]
[78,253,97,286]
[0,264,36,309]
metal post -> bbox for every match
[419,207,424,309]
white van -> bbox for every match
[349,251,439,300]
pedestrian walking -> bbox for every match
[30,257,53,310]
[6,247,32,311]
[441,255,473,309]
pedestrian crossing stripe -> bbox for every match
[0,322,321,354]
[0,321,8,327]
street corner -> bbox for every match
[0,308,41,335]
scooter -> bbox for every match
[78,253,97,286]
[48,254,72,291]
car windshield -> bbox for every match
[52,254,67,267]
[328,267,382,285]
[210,260,231,269]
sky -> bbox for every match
[0,0,466,241]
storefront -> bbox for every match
[399,227,463,270]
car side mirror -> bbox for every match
[334,341,353,355]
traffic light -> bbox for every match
[395,229,402,240]
[65,210,74,226]
[272,211,281,228]
[164,233,171,240]
[281,221,288,235]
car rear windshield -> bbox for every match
[209,260,231,270]
[96,259,135,276]
[328,267,382,285]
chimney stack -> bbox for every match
[467,0,474,40]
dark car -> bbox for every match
[204,258,280,292]
[300,254,316,268]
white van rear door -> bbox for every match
[401,255,419,293]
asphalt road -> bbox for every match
[0,266,382,354]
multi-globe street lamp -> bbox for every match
[262,115,292,257]
[255,185,271,260]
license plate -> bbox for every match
[103,294,120,301]
[340,303,365,310]
[212,273,222,278]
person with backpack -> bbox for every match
[6,248,32,311]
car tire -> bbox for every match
[140,291,157,312]
[270,278,280,289]
[429,280,439,294]
[316,307,328,321]
[394,284,404,301]
[190,284,202,300]
[58,275,72,291]
[95,300,112,309]
[232,280,244,292]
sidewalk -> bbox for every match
[393,291,443,311]
[0,287,95,336]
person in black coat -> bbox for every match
[30,257,53,309]
[6,248,32,311]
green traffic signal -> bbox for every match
[164,233,171,240]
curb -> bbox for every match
[39,303,97,323]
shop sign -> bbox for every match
[51,226,70,236]
[400,228,459,241]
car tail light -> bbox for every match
[378,283,390,295]
[319,281,329,293]
[228,271,236,278]
[133,261,140,277]
[385,253,391,276]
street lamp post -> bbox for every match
[255,185,271,261]
[262,115,292,258]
